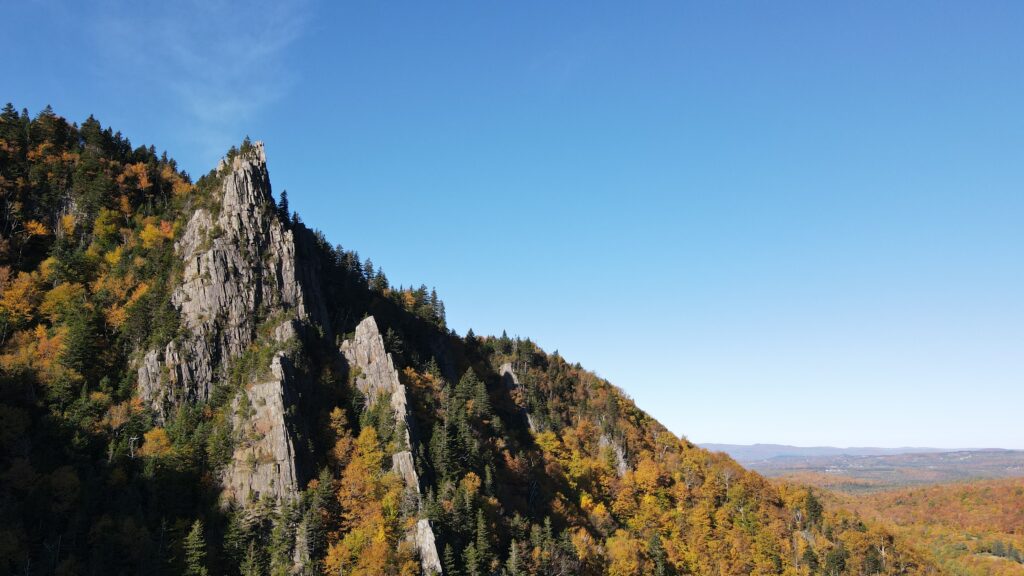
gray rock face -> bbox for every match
[222,353,299,503]
[599,434,629,477]
[391,450,419,494]
[499,362,519,389]
[500,362,536,432]
[414,519,443,575]
[139,143,311,413]
[341,316,413,449]
[137,142,319,506]
[341,316,442,574]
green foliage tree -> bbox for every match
[184,520,210,576]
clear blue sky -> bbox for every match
[9,1,1024,448]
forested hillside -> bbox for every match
[0,105,935,575]
[834,479,1024,576]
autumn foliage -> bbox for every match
[0,106,945,575]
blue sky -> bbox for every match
[9,1,1023,448]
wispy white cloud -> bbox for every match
[91,0,309,163]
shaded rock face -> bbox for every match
[341,316,442,575]
[392,450,419,494]
[137,143,322,505]
[500,362,535,432]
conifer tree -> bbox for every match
[505,540,524,576]
[184,520,210,576]
[474,509,494,574]
[241,542,261,576]
[443,543,461,576]
[277,190,289,220]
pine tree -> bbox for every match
[505,540,524,576]
[863,545,883,575]
[241,542,261,576]
[268,501,295,576]
[649,534,668,576]
[184,520,210,576]
[801,546,820,572]
[805,490,824,526]
[823,544,848,576]
[463,542,480,576]
[474,509,494,574]
[277,190,289,220]
[443,543,461,576]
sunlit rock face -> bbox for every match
[137,143,322,504]
[342,315,443,574]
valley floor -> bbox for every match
[777,474,1024,575]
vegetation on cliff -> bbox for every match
[1,105,934,575]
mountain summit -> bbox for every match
[0,107,931,575]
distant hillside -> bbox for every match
[727,448,1024,492]
[837,478,1024,576]
[701,444,952,464]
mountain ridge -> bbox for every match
[0,106,936,575]
[701,444,1002,464]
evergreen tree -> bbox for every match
[863,544,883,574]
[805,490,824,526]
[505,540,524,576]
[241,542,262,576]
[443,543,461,576]
[474,509,494,575]
[268,502,295,576]
[649,534,669,576]
[184,520,210,576]
[823,544,848,576]
[463,542,480,576]
[801,546,820,573]
[277,190,289,220]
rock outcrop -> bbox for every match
[341,316,414,449]
[137,143,320,505]
[500,362,536,432]
[341,316,443,574]
[414,519,443,575]
[220,352,300,503]
[599,433,629,477]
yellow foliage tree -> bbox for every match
[139,220,173,249]
[138,427,173,458]
[40,283,86,323]
[607,530,646,576]
[24,220,48,237]
[0,271,41,326]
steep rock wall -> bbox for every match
[137,143,323,505]
[341,316,443,574]
[500,362,536,432]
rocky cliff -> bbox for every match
[137,143,323,504]
[341,316,443,574]
[131,142,447,571]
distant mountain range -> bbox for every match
[702,444,1024,490]
[701,443,997,464]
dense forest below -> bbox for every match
[830,478,1024,576]
[0,105,937,575]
